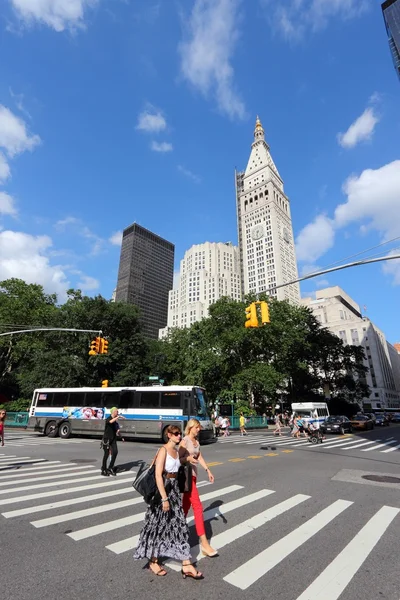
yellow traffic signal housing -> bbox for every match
[101,339,109,354]
[245,303,258,328]
[101,380,109,388]
[260,301,270,324]
[89,340,97,355]
[95,337,102,353]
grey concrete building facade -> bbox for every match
[301,286,400,410]
[115,223,174,339]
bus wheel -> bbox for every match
[59,421,71,439]
[45,421,58,438]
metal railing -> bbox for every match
[219,416,270,430]
[4,412,29,427]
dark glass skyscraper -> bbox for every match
[382,0,400,80]
[115,223,174,339]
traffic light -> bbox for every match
[245,303,258,328]
[101,339,109,354]
[95,337,102,353]
[101,380,109,388]
[89,339,97,355]
[260,301,270,324]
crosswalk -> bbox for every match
[3,433,98,447]
[0,451,399,596]
[217,432,400,454]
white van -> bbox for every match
[291,402,329,426]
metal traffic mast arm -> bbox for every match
[270,254,400,292]
[0,328,103,337]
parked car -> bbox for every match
[391,413,400,423]
[321,416,353,435]
[364,412,376,423]
[350,415,374,430]
[375,414,389,426]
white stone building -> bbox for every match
[159,242,241,338]
[301,286,400,410]
[236,116,300,304]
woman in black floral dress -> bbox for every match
[134,424,203,579]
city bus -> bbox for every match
[28,385,215,443]
[291,402,330,426]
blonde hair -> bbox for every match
[185,418,201,436]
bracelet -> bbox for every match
[161,498,168,503]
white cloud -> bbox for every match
[136,107,167,133]
[54,216,104,255]
[179,0,246,120]
[0,153,11,183]
[0,105,40,158]
[315,278,330,288]
[382,250,400,286]
[0,230,69,297]
[337,107,379,149]
[263,0,369,40]
[335,160,400,239]
[76,274,99,291]
[9,0,98,32]
[109,230,123,246]
[177,164,201,184]
[296,160,400,286]
[295,215,335,263]
[0,192,17,217]
[150,141,173,153]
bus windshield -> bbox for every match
[195,388,208,417]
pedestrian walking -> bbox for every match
[101,407,121,476]
[179,418,218,558]
[0,409,6,446]
[273,413,283,436]
[134,425,203,579]
[291,415,300,439]
[239,412,248,436]
[214,415,222,437]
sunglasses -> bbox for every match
[172,432,182,437]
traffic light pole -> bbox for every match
[268,253,400,293]
[0,328,102,337]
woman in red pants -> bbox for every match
[179,418,218,558]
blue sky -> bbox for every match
[0,0,399,342]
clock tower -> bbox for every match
[235,117,300,304]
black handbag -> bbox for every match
[132,448,165,504]
[177,463,193,493]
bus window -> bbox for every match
[68,392,86,406]
[87,392,104,407]
[119,391,135,409]
[161,392,182,409]
[103,392,122,408]
[138,391,160,409]
[52,392,70,407]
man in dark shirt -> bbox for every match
[101,407,121,476]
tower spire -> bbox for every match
[254,115,265,142]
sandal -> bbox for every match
[146,561,167,577]
[181,565,204,580]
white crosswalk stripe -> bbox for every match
[217,432,400,454]
[4,434,98,447]
[1,456,400,595]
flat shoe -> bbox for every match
[201,549,219,558]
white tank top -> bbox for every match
[164,451,180,473]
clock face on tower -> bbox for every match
[251,224,265,240]
[283,227,290,243]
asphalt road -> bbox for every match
[2,425,400,600]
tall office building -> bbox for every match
[236,117,300,304]
[115,223,174,339]
[159,242,241,338]
[382,0,400,80]
[301,286,400,410]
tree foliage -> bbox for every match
[0,280,370,415]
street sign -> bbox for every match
[148,376,159,381]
